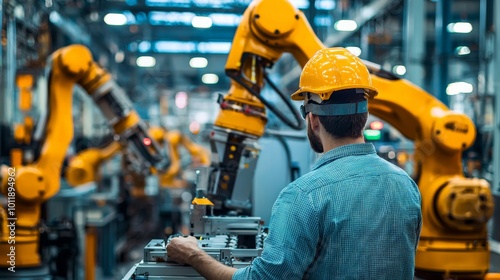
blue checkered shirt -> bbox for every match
[232,143,422,280]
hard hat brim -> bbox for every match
[291,85,378,101]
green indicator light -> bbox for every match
[364,129,381,141]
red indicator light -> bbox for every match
[370,121,384,130]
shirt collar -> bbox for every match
[312,143,376,171]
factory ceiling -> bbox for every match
[7,0,487,103]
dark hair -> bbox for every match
[316,89,368,139]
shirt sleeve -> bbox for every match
[232,184,320,280]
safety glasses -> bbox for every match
[300,105,308,119]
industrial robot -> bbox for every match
[0,44,167,278]
[65,126,208,188]
[65,126,210,238]
[129,0,494,278]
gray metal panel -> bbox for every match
[252,136,314,225]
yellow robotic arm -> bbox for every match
[65,141,122,187]
[148,126,210,189]
[209,0,494,277]
[0,44,166,268]
[208,0,326,213]
[367,66,494,278]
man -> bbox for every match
[167,48,422,280]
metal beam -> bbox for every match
[403,0,425,87]
[432,0,451,106]
[4,15,16,125]
[491,0,500,244]
[49,11,91,45]
[279,0,398,88]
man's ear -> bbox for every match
[309,114,321,132]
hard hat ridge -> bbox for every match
[291,47,378,101]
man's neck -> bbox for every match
[322,136,365,153]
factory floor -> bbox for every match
[112,242,500,279]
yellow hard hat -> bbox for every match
[291,47,378,101]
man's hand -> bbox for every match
[166,235,237,280]
[167,236,202,265]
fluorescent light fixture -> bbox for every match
[346,46,361,57]
[147,41,232,54]
[456,46,471,55]
[447,22,473,33]
[290,0,310,9]
[136,56,156,67]
[192,16,212,28]
[334,20,357,31]
[123,11,137,24]
[189,57,208,68]
[315,0,335,10]
[202,73,219,84]
[154,41,197,53]
[138,41,151,52]
[104,13,127,26]
[146,0,253,8]
[209,13,242,26]
[446,82,473,95]
[149,11,241,27]
[149,11,195,26]
[115,51,125,63]
[197,42,231,54]
[392,65,406,75]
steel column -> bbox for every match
[3,14,16,125]
[403,0,425,87]
[433,0,451,106]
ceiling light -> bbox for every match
[447,22,473,33]
[136,56,156,67]
[209,13,242,27]
[138,41,151,52]
[49,11,62,24]
[289,0,310,9]
[90,12,99,22]
[175,91,188,109]
[115,51,125,63]
[334,20,357,31]
[197,42,231,53]
[315,0,335,10]
[189,57,208,68]
[456,46,471,55]
[104,13,127,26]
[202,73,219,84]
[154,41,197,53]
[392,65,406,76]
[192,16,212,28]
[345,46,361,57]
[446,82,473,95]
